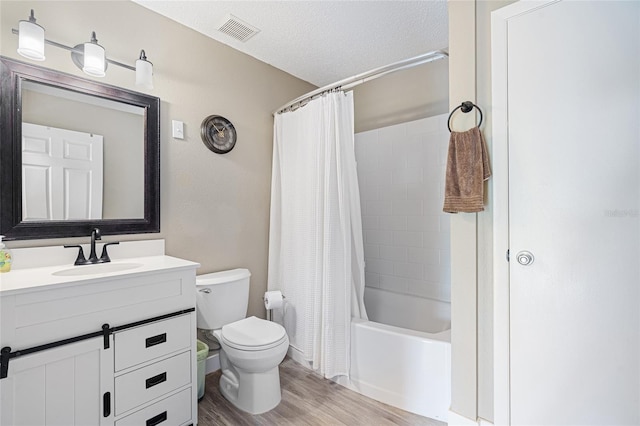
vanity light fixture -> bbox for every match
[135,50,154,89]
[17,9,45,61]
[12,9,153,89]
[80,32,106,78]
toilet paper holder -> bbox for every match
[263,292,285,322]
[262,294,286,302]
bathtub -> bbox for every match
[288,287,451,422]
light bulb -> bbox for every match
[135,50,153,89]
[17,10,45,61]
[82,32,105,78]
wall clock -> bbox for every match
[200,115,237,154]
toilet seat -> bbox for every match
[221,316,287,351]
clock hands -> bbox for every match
[212,123,225,138]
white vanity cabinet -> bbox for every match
[0,336,114,425]
[0,250,200,426]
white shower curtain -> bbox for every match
[268,91,367,379]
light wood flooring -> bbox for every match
[197,357,446,426]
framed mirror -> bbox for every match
[0,56,160,240]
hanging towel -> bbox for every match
[443,126,491,213]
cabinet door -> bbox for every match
[0,337,114,426]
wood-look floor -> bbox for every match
[197,357,445,426]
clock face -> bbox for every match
[200,115,237,154]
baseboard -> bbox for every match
[205,352,220,375]
[448,410,478,426]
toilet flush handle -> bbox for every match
[199,288,211,293]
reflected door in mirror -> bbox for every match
[22,123,104,221]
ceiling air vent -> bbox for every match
[217,15,260,42]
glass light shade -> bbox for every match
[82,42,106,77]
[17,20,45,61]
[135,58,153,89]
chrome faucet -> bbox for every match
[64,228,119,266]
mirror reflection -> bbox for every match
[21,81,145,221]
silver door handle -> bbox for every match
[516,251,534,266]
[199,288,211,293]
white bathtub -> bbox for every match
[337,318,451,422]
[288,288,451,422]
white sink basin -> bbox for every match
[52,262,144,277]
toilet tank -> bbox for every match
[196,268,251,330]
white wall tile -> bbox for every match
[364,271,380,288]
[356,115,451,304]
[366,259,394,276]
[379,275,409,293]
[362,215,379,230]
[364,229,393,245]
[393,230,423,247]
[394,262,424,280]
[392,167,423,185]
[380,180,407,201]
[406,215,440,233]
[393,199,423,216]
[407,247,440,265]
[366,199,392,216]
[362,169,392,188]
[379,215,407,231]
[406,280,451,303]
[359,182,380,202]
[424,264,450,283]
[364,243,380,259]
[378,122,406,143]
[379,245,408,262]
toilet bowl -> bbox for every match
[214,316,289,414]
[195,269,289,414]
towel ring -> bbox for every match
[447,101,483,132]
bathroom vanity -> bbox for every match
[0,240,199,426]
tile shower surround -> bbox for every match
[355,114,451,303]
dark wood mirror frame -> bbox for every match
[0,56,160,240]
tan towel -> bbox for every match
[443,126,491,213]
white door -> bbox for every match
[501,1,639,424]
[0,337,114,425]
[22,123,103,221]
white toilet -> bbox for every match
[195,268,289,414]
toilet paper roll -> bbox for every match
[264,290,284,310]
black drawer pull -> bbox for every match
[145,372,167,389]
[103,392,111,417]
[145,333,167,348]
[146,411,167,426]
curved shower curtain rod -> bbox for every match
[273,48,449,115]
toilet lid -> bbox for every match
[221,316,286,348]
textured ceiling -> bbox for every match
[133,1,448,87]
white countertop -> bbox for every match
[0,240,200,296]
[0,255,200,296]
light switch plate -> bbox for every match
[172,120,184,139]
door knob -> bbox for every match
[516,251,534,266]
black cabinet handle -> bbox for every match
[146,411,167,426]
[103,392,111,417]
[145,333,167,348]
[145,372,167,389]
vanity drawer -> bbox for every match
[115,387,192,426]
[115,314,191,371]
[115,351,192,415]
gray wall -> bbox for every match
[1,0,315,319]
[354,58,449,133]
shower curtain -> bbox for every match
[268,91,367,379]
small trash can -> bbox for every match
[196,339,209,400]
